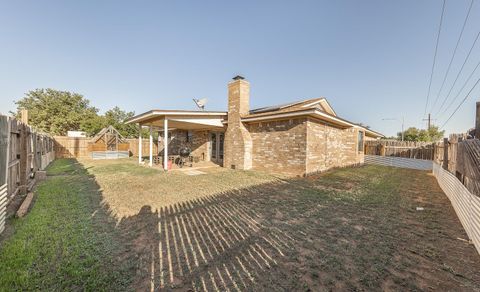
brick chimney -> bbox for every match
[224,75,253,170]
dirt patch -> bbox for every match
[81,160,480,291]
[5,159,480,291]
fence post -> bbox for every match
[443,138,449,170]
[19,124,27,195]
[476,102,480,139]
[379,144,386,156]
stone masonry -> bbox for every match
[224,77,253,170]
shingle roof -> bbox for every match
[246,98,328,118]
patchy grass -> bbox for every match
[79,158,279,218]
[1,158,479,291]
[0,160,134,290]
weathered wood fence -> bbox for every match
[365,140,435,160]
[0,115,55,234]
[53,137,157,158]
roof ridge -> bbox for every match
[249,97,325,114]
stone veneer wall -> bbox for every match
[306,118,363,174]
[249,118,308,175]
[159,130,210,161]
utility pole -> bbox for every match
[422,113,431,130]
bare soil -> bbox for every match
[81,159,480,291]
[3,158,479,291]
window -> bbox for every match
[357,131,364,153]
[186,130,193,143]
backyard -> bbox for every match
[0,158,479,291]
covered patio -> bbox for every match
[126,110,227,170]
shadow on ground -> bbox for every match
[9,158,480,291]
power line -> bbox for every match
[431,0,474,114]
[435,30,480,116]
[423,0,447,117]
[440,77,480,129]
[438,57,480,119]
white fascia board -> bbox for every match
[126,111,227,124]
[240,109,384,138]
[301,99,325,108]
[169,118,224,127]
[241,109,317,122]
[313,110,354,127]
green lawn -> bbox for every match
[0,160,133,290]
[0,158,479,291]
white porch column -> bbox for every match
[163,119,168,170]
[138,124,142,164]
[149,126,153,167]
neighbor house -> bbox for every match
[126,76,383,175]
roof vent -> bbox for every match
[232,75,245,81]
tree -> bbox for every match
[103,106,139,138]
[397,126,444,142]
[14,89,101,136]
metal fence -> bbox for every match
[433,163,480,255]
[364,155,433,171]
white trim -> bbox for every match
[301,98,337,116]
[168,118,224,127]
[314,110,354,127]
[301,99,325,108]
[149,126,153,167]
[138,125,142,164]
[126,111,227,124]
[241,109,383,138]
[163,119,168,171]
[241,109,317,122]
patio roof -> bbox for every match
[125,110,227,130]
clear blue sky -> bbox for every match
[1,0,479,137]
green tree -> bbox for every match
[397,126,444,142]
[14,89,102,136]
[103,106,139,138]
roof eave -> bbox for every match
[240,109,384,138]
[125,110,227,124]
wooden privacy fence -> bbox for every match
[0,115,55,234]
[365,140,435,160]
[53,136,158,159]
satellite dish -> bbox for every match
[193,98,208,110]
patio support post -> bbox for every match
[138,124,142,164]
[149,125,153,167]
[163,119,168,171]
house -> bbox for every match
[126,76,383,175]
